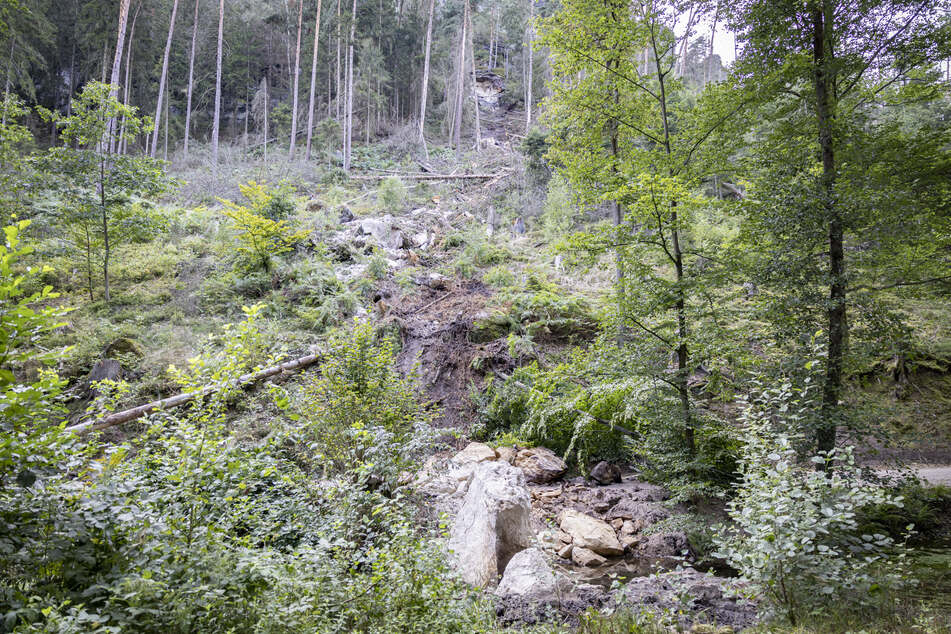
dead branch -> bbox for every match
[66,353,321,435]
[350,170,511,181]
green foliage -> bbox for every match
[0,220,70,486]
[218,181,308,272]
[0,95,35,225]
[377,176,408,210]
[714,376,912,624]
[1,304,490,633]
[36,82,170,301]
[274,320,435,484]
[541,174,577,241]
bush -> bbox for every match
[542,174,577,241]
[275,320,435,483]
[713,378,912,625]
[218,181,307,272]
[377,176,407,210]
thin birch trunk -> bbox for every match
[704,3,719,86]
[306,0,324,159]
[212,0,224,165]
[289,0,304,157]
[417,0,435,143]
[343,0,357,171]
[466,0,480,149]
[183,0,200,158]
[336,0,341,120]
[107,0,131,153]
[118,5,138,155]
[451,11,466,155]
[525,0,533,132]
[151,0,180,157]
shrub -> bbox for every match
[542,174,577,241]
[218,181,308,272]
[713,377,912,625]
[377,176,407,210]
[275,320,435,483]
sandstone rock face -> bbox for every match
[570,546,606,567]
[495,548,557,598]
[590,461,622,485]
[558,509,623,557]
[515,447,567,483]
[452,442,498,465]
[449,461,534,587]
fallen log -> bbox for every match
[349,171,510,181]
[66,353,321,435]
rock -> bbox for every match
[104,338,144,359]
[636,531,689,558]
[610,518,624,530]
[338,205,354,223]
[452,442,498,465]
[86,359,122,396]
[557,530,572,544]
[593,501,611,513]
[606,500,671,531]
[557,544,573,559]
[570,546,606,567]
[496,446,517,464]
[590,461,622,485]
[496,548,557,598]
[559,509,624,557]
[618,567,756,630]
[357,215,406,249]
[621,520,636,535]
[620,534,640,551]
[515,447,567,484]
[449,461,534,587]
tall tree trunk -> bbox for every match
[164,77,171,159]
[212,0,224,165]
[704,2,719,86]
[3,37,13,127]
[263,75,269,161]
[151,0,180,158]
[525,0,533,132]
[306,0,325,159]
[183,0,200,158]
[652,32,693,457]
[100,156,111,302]
[343,0,357,171]
[813,0,842,461]
[336,0,341,120]
[119,4,138,155]
[466,0,480,149]
[107,0,131,153]
[417,0,435,144]
[289,0,304,157]
[451,11,466,155]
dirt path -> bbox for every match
[915,466,951,486]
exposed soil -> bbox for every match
[387,278,516,431]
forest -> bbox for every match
[1,0,951,631]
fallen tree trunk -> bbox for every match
[67,353,321,435]
[350,171,510,181]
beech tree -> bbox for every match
[289,0,304,157]
[731,0,951,458]
[540,0,748,461]
[305,0,324,159]
[183,0,200,158]
[212,0,224,164]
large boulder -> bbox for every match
[606,500,671,531]
[515,447,567,484]
[451,442,498,465]
[635,531,690,558]
[495,548,557,598]
[559,510,623,557]
[357,215,406,250]
[589,461,622,485]
[449,461,534,587]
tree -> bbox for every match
[40,82,169,302]
[150,0,180,158]
[183,0,200,158]
[540,0,747,464]
[417,0,435,145]
[305,0,325,160]
[343,0,357,172]
[731,0,951,458]
[289,0,304,157]
[212,0,224,165]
